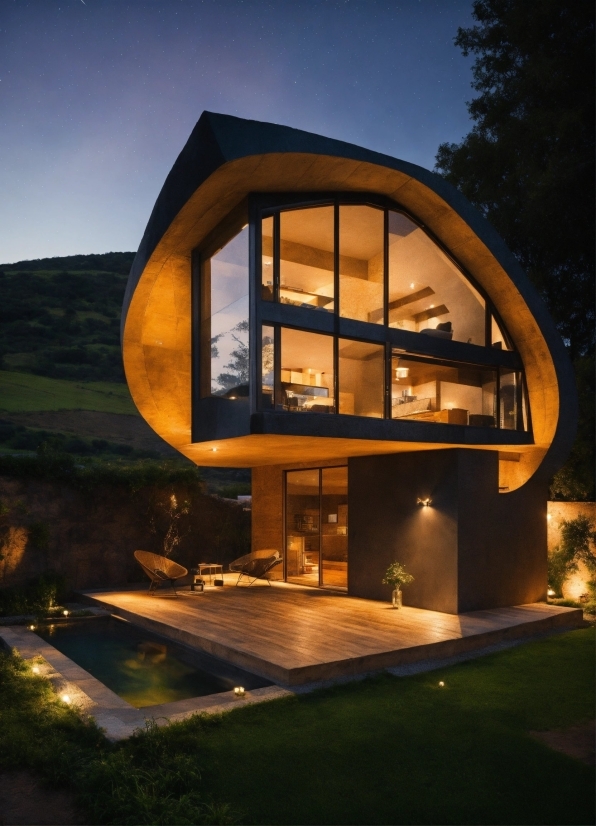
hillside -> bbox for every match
[0,253,250,493]
[0,252,134,383]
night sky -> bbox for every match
[1,0,474,263]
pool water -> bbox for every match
[36,617,271,708]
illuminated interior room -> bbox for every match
[122,112,576,613]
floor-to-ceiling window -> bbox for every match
[200,226,249,398]
[254,197,529,433]
[285,466,348,590]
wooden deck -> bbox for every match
[81,581,584,686]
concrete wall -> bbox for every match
[547,500,596,601]
[0,477,250,593]
[348,449,547,613]
[547,501,596,551]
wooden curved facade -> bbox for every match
[122,112,576,611]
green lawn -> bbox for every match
[203,628,595,825]
[0,628,593,825]
[0,370,137,414]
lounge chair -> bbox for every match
[229,549,282,586]
[134,550,188,596]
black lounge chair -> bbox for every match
[229,549,282,586]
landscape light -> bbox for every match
[32,665,40,674]
[61,694,71,704]
[233,686,245,697]
[29,625,36,631]
[547,588,555,597]
[439,681,445,688]
[417,498,432,507]
[63,610,69,617]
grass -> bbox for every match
[0,370,137,415]
[0,628,593,825]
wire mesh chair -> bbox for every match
[229,549,282,586]
[134,550,188,596]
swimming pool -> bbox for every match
[36,616,271,708]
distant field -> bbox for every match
[0,370,137,414]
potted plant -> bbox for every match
[382,562,414,608]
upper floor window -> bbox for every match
[200,225,249,398]
[387,212,485,346]
[260,201,510,350]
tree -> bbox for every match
[435,0,594,498]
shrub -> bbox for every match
[0,571,67,617]
[548,514,596,599]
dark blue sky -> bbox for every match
[1,0,475,263]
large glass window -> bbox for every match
[261,215,274,301]
[338,339,384,417]
[391,353,498,427]
[339,205,384,324]
[201,226,249,397]
[261,325,275,409]
[285,466,348,590]
[279,207,335,312]
[500,368,523,430]
[321,466,348,589]
[280,328,334,413]
[286,468,321,586]
[388,212,486,346]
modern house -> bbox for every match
[122,112,576,614]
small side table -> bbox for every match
[197,563,223,585]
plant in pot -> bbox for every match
[382,562,414,609]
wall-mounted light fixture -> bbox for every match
[417,497,432,507]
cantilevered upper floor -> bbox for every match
[122,112,576,490]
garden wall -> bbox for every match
[547,501,596,601]
[0,476,250,593]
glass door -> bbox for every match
[321,467,348,589]
[285,467,347,590]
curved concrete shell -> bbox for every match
[122,112,576,491]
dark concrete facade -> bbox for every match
[348,450,547,612]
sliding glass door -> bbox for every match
[285,467,348,590]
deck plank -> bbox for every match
[80,583,584,684]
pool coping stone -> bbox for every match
[0,625,292,741]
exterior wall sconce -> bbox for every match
[417,498,432,507]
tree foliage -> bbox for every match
[435,0,594,498]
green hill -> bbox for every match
[0,371,136,414]
[0,252,134,383]
[0,253,250,492]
